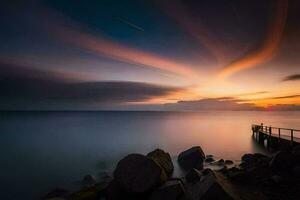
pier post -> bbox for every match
[291,130,294,147]
[278,128,281,143]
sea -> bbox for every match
[1,111,300,199]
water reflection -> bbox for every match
[0,111,300,199]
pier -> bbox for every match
[252,124,300,149]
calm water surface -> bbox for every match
[1,111,300,199]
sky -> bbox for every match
[0,0,300,111]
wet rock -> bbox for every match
[292,166,300,178]
[178,146,205,171]
[147,149,174,177]
[225,160,234,165]
[185,170,233,200]
[219,166,228,173]
[240,153,270,169]
[205,157,215,163]
[269,175,284,184]
[212,159,225,166]
[69,182,108,200]
[269,151,295,173]
[114,154,162,193]
[42,187,69,199]
[185,168,202,183]
[81,175,97,186]
[104,180,128,200]
[202,168,214,175]
[148,180,185,200]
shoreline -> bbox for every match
[42,145,300,200]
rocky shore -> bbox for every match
[42,146,300,200]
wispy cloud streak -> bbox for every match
[220,0,288,78]
[282,74,300,81]
[158,0,226,64]
[52,24,199,81]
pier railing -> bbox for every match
[252,124,300,144]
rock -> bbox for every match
[269,175,284,184]
[214,159,225,166]
[240,153,270,169]
[225,160,234,165]
[185,170,233,200]
[241,153,268,163]
[185,168,202,183]
[205,157,215,163]
[42,188,69,199]
[293,148,300,166]
[292,166,300,178]
[147,149,174,177]
[202,168,214,176]
[104,180,128,200]
[269,151,295,173]
[81,175,97,186]
[113,154,162,193]
[148,180,185,200]
[69,182,107,200]
[219,166,228,173]
[178,146,205,171]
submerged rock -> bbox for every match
[178,146,205,171]
[69,182,107,200]
[114,154,162,193]
[81,175,97,186]
[43,188,69,199]
[147,149,174,177]
[148,180,185,200]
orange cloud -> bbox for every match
[219,0,288,78]
[53,25,199,82]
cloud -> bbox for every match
[0,62,182,110]
[267,104,300,111]
[282,74,300,81]
[158,0,226,64]
[47,15,199,81]
[220,0,289,78]
[236,91,269,97]
[162,98,260,111]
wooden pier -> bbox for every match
[252,124,300,150]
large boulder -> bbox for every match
[240,153,270,170]
[185,170,234,200]
[147,149,174,177]
[185,168,202,183]
[148,180,185,200]
[269,151,295,173]
[113,154,162,193]
[177,146,205,171]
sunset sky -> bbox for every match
[1,0,300,110]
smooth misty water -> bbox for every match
[1,111,300,199]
